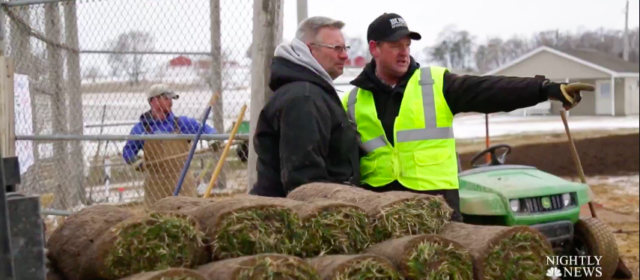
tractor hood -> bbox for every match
[458,165,593,200]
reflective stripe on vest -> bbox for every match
[346,67,454,153]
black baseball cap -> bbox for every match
[367,13,421,42]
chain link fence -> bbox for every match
[3,0,255,213]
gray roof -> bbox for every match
[557,48,639,73]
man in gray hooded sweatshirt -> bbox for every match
[249,16,361,197]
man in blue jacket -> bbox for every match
[122,84,218,204]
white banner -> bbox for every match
[14,74,34,175]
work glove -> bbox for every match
[132,157,144,172]
[545,81,594,110]
[208,140,223,153]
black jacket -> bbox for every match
[249,57,361,197]
[350,57,550,192]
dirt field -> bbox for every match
[580,176,640,280]
[458,132,640,177]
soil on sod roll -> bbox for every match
[118,268,208,280]
[46,271,66,280]
[45,262,66,280]
[78,211,206,280]
[197,253,320,280]
[47,205,135,280]
[438,222,554,280]
[185,196,301,260]
[363,234,473,280]
[307,254,400,280]
[149,196,218,212]
[287,183,453,241]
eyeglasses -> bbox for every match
[310,43,351,53]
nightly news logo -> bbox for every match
[546,256,603,279]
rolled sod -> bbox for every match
[149,196,218,212]
[78,211,207,280]
[438,222,554,280]
[273,198,373,257]
[45,261,66,280]
[363,234,474,280]
[286,183,453,242]
[197,253,320,280]
[307,254,400,280]
[118,268,208,280]
[47,205,135,280]
[46,270,65,280]
[184,196,301,260]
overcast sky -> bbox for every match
[40,0,637,73]
[283,0,639,55]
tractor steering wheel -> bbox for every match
[470,144,513,168]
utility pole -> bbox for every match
[623,0,629,61]
[297,0,308,25]
[210,0,226,189]
[247,0,284,189]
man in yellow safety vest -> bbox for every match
[343,13,594,221]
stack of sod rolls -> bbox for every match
[45,182,554,280]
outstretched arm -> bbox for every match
[442,71,588,115]
[278,94,333,193]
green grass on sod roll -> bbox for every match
[406,239,474,280]
[438,222,555,280]
[308,254,400,280]
[290,200,373,257]
[197,254,320,280]
[373,194,453,242]
[212,207,301,259]
[94,212,205,279]
[363,234,473,280]
[482,231,554,280]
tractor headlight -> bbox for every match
[562,193,572,207]
[510,199,520,212]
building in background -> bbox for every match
[486,46,639,116]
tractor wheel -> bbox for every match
[572,217,620,280]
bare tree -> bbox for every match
[628,27,639,62]
[196,50,234,89]
[501,36,532,61]
[424,25,476,71]
[346,36,367,59]
[474,36,533,73]
[106,31,155,85]
[429,25,639,74]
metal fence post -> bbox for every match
[45,2,72,210]
[0,56,16,158]
[0,6,13,274]
[64,1,86,205]
[210,0,226,189]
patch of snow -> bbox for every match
[586,174,640,196]
[453,114,639,140]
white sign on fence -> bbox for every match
[14,74,34,175]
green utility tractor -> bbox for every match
[458,144,632,279]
